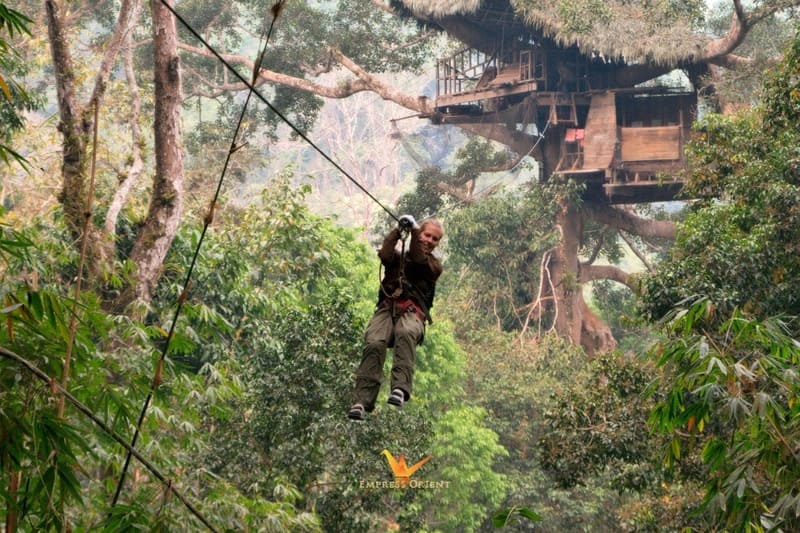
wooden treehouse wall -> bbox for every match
[430,44,697,204]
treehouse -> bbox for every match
[429,43,697,204]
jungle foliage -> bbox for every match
[642,27,800,533]
[0,3,39,168]
[3,0,800,531]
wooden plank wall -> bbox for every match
[581,92,616,170]
[620,126,681,161]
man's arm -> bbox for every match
[378,227,402,264]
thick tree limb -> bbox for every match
[177,42,430,111]
[703,0,749,61]
[105,35,145,236]
[330,48,433,113]
[586,204,676,240]
[699,0,797,67]
[707,53,754,69]
[580,263,637,293]
[177,43,372,98]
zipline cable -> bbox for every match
[162,0,401,223]
[110,0,289,511]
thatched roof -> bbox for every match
[399,0,710,66]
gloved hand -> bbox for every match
[398,214,418,231]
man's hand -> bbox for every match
[398,214,418,231]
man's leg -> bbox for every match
[353,307,394,412]
[389,311,424,403]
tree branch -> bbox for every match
[703,0,749,61]
[586,204,676,240]
[619,230,653,272]
[580,263,637,292]
[177,42,372,98]
[706,53,754,69]
[105,34,145,236]
[703,0,797,63]
[330,48,433,113]
[584,225,609,266]
[88,0,143,110]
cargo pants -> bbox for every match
[352,302,424,412]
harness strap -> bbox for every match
[383,298,425,323]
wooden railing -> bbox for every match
[435,48,495,98]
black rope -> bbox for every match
[162,0,400,224]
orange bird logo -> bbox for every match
[381,449,432,486]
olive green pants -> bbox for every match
[353,305,424,412]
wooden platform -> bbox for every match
[435,80,539,109]
[603,180,685,203]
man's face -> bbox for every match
[419,224,443,254]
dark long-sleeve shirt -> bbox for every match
[376,227,442,318]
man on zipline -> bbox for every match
[348,215,444,421]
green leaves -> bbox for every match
[492,505,542,528]
[0,3,37,169]
[647,298,800,530]
[642,31,800,325]
[539,352,658,489]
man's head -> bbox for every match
[418,218,443,255]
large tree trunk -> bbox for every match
[118,0,184,310]
[46,0,93,242]
[544,199,617,355]
[550,201,583,344]
[46,0,143,284]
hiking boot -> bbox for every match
[387,388,405,407]
[348,403,366,421]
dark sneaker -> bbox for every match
[348,403,366,421]
[387,388,405,407]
